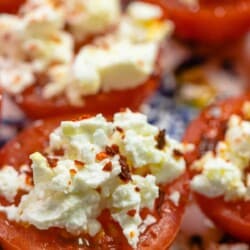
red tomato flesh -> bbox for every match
[0,116,189,249]
[183,94,250,242]
[145,0,250,45]
[15,77,159,120]
[0,0,25,13]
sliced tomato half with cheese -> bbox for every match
[183,94,250,242]
[0,115,189,250]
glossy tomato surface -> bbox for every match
[0,0,25,13]
[183,94,250,242]
[15,77,159,120]
[145,0,250,45]
[0,116,189,250]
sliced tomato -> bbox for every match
[145,0,250,45]
[15,76,159,120]
[0,116,189,249]
[183,94,250,242]
[0,0,25,13]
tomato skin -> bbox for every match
[0,0,25,13]
[0,116,189,250]
[195,194,250,242]
[183,94,250,242]
[144,0,250,45]
[15,77,159,120]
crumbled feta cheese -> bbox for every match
[23,3,64,38]
[0,0,171,106]
[23,32,73,72]
[139,215,156,234]
[0,59,35,94]
[68,40,158,103]
[127,2,163,21]
[64,0,121,42]
[0,166,31,202]
[118,2,173,43]
[0,15,24,58]
[191,112,250,201]
[0,111,187,249]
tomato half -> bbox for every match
[183,94,250,242]
[0,116,189,249]
[0,0,25,13]
[145,0,250,45]
[15,76,159,120]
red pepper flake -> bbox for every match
[105,144,119,156]
[96,152,108,161]
[119,156,131,182]
[116,127,124,133]
[103,162,112,172]
[243,165,250,186]
[80,114,91,120]
[127,209,137,217]
[25,176,33,186]
[74,160,85,169]
[173,149,183,159]
[72,114,92,121]
[116,127,125,139]
[156,189,165,213]
[47,157,58,168]
[155,129,166,150]
[53,149,64,156]
[129,231,135,238]
[50,34,61,43]
[135,187,140,192]
[70,169,77,176]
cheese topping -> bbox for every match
[20,0,120,41]
[0,111,187,248]
[0,1,172,106]
[191,105,250,201]
[0,166,31,202]
[62,0,121,42]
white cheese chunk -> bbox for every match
[64,0,121,41]
[0,166,31,202]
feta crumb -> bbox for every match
[139,214,156,233]
[0,166,31,202]
[169,191,181,206]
